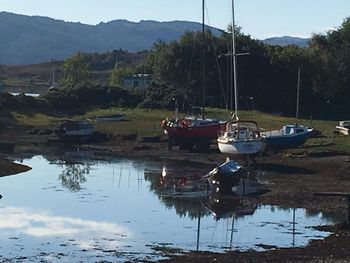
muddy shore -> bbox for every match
[1,128,350,262]
[0,158,31,177]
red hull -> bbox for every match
[164,122,227,140]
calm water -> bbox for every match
[0,155,337,262]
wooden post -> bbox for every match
[348,195,350,225]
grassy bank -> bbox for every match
[9,107,350,155]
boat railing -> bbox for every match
[218,128,259,141]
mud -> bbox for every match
[0,158,31,177]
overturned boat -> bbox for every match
[202,159,245,192]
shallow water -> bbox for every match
[0,155,338,262]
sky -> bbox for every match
[1,0,350,39]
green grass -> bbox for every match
[12,112,63,127]
[10,107,350,155]
[83,107,171,137]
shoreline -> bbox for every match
[0,158,31,177]
[1,129,350,262]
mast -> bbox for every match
[201,0,206,119]
[296,66,301,126]
[231,0,238,118]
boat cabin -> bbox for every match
[339,121,350,129]
[224,121,260,141]
[282,125,307,136]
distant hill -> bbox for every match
[263,36,310,47]
[0,12,222,65]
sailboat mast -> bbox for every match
[296,66,301,126]
[231,0,238,118]
[201,0,206,119]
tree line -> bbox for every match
[140,18,350,119]
[30,17,350,118]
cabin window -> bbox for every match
[285,126,292,135]
[239,130,247,140]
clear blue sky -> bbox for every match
[1,0,350,39]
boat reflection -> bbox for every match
[200,194,258,251]
[203,194,257,221]
[144,166,259,221]
[144,166,261,251]
[145,166,209,219]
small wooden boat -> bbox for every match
[55,120,95,141]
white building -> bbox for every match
[123,74,151,89]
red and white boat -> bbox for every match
[161,1,228,150]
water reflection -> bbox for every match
[203,194,257,221]
[144,165,264,252]
[58,163,89,191]
[0,155,341,261]
[144,165,264,220]
[145,166,209,218]
[0,206,131,240]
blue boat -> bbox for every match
[261,124,313,150]
[261,67,313,150]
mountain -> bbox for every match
[0,12,222,65]
[263,36,310,47]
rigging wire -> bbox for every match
[204,2,228,109]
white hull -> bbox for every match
[217,138,265,155]
[55,121,95,138]
[335,126,349,136]
[64,128,95,136]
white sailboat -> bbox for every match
[217,0,264,155]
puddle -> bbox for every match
[0,155,340,261]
